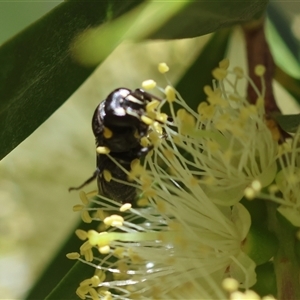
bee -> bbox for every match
[69,88,163,203]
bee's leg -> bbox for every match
[68,168,100,192]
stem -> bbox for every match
[242,19,279,114]
[266,202,300,300]
[242,19,290,142]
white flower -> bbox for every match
[161,61,278,206]
[67,61,268,299]
[267,128,300,226]
[70,193,254,299]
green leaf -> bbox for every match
[252,262,277,297]
[72,0,268,66]
[0,0,145,161]
[267,3,300,62]
[175,29,232,111]
[273,114,300,133]
[45,260,94,300]
[274,66,300,106]
[266,18,300,79]
[150,0,268,39]
[242,224,278,266]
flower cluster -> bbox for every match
[67,60,290,300]
[267,128,300,227]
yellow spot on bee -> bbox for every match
[103,127,113,139]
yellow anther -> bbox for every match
[80,240,93,252]
[86,190,98,198]
[104,214,124,227]
[142,79,157,90]
[103,169,112,182]
[251,180,262,192]
[90,275,101,286]
[75,229,88,240]
[81,210,92,223]
[130,158,140,170]
[158,62,169,73]
[222,277,239,292]
[204,85,214,97]
[156,112,168,123]
[76,287,87,299]
[95,269,106,282]
[212,67,227,80]
[146,99,160,112]
[219,58,230,70]
[80,278,93,287]
[177,108,187,121]
[165,85,176,102]
[73,204,84,212]
[96,146,110,154]
[233,66,244,78]
[103,127,113,139]
[141,115,153,125]
[79,191,89,205]
[140,136,149,147]
[88,288,99,300]
[137,198,149,206]
[98,245,110,254]
[120,203,132,212]
[255,64,266,76]
[83,248,94,262]
[149,131,160,145]
[66,252,80,260]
